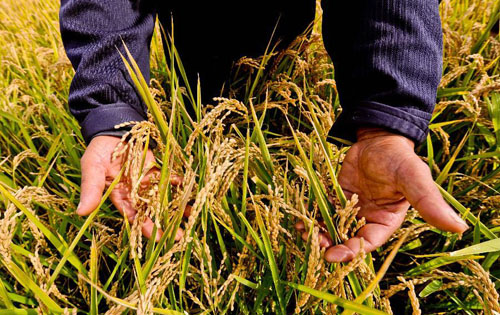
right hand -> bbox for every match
[76,135,186,242]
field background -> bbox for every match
[0,0,499,314]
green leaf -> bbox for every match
[46,166,124,288]
[419,279,443,298]
[343,230,410,315]
[0,184,85,275]
[286,116,338,243]
[0,309,38,315]
[0,279,13,309]
[233,275,259,290]
[283,281,388,315]
[118,42,168,143]
[90,234,99,315]
[406,255,482,276]
[249,100,274,174]
[437,184,496,240]
[250,193,285,315]
[0,259,63,313]
[449,238,500,257]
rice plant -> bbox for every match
[0,0,499,314]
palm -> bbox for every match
[77,136,185,242]
[296,129,469,262]
[333,135,416,261]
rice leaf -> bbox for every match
[0,309,38,315]
[0,184,85,275]
[233,275,259,290]
[437,184,496,239]
[419,279,443,298]
[250,192,285,315]
[283,281,388,315]
[342,230,410,315]
[90,233,99,315]
[449,238,500,256]
[406,255,483,276]
[0,279,13,309]
[79,274,183,315]
[118,42,168,143]
[285,116,338,242]
[303,98,346,207]
[249,99,274,174]
[0,258,63,313]
[46,166,125,288]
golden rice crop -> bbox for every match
[0,0,499,314]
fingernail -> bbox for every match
[319,234,333,248]
[451,215,469,233]
[326,249,348,263]
[459,220,469,231]
[76,202,82,215]
[452,213,468,227]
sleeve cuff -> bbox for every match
[80,103,147,145]
[328,101,432,145]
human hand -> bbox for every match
[76,135,186,242]
[295,127,468,262]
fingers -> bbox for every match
[170,174,183,186]
[302,231,333,247]
[111,172,186,243]
[324,220,402,263]
[77,156,106,216]
[397,156,468,233]
[140,149,182,188]
[110,189,167,243]
[184,204,192,218]
[294,220,333,248]
[141,216,164,242]
[140,168,183,189]
[324,201,407,262]
[175,227,184,241]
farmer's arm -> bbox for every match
[59,0,154,144]
[298,0,469,262]
[59,0,182,241]
[321,0,442,143]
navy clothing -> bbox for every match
[59,0,443,145]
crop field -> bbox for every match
[0,0,499,314]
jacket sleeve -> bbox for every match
[59,0,155,144]
[321,0,443,144]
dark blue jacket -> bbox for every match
[59,0,443,145]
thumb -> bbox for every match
[77,154,106,216]
[397,155,468,233]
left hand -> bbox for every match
[295,127,469,262]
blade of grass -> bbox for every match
[90,233,98,315]
[46,166,124,288]
[0,309,38,315]
[0,258,63,313]
[0,279,13,309]
[437,184,496,239]
[285,115,338,242]
[436,128,472,185]
[118,42,168,143]
[283,281,388,315]
[304,98,346,207]
[249,192,285,315]
[233,275,259,290]
[406,254,483,276]
[249,99,274,174]
[78,274,183,315]
[449,238,500,256]
[0,184,85,275]
[342,230,410,315]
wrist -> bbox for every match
[355,126,415,149]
